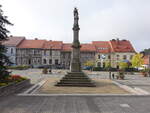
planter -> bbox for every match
[0,79,30,96]
[141,72,147,77]
[119,75,124,80]
[42,68,48,74]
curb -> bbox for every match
[17,93,150,97]
[112,81,149,95]
[20,80,46,94]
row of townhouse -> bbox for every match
[3,36,136,69]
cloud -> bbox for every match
[1,0,150,51]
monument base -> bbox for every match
[55,72,96,87]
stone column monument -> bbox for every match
[55,8,95,87]
[71,7,81,72]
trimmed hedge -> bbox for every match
[125,68,139,72]
[6,65,30,70]
[93,67,106,71]
[92,67,139,72]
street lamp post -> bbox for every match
[109,48,112,79]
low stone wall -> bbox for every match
[0,79,31,96]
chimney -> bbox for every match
[117,38,119,44]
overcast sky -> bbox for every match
[1,0,150,52]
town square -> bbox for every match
[0,0,150,113]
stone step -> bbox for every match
[60,79,91,82]
[55,83,96,87]
[59,80,92,83]
[66,72,87,76]
[62,77,90,79]
[64,76,89,78]
[55,72,96,87]
[57,82,94,84]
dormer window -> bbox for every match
[98,47,108,50]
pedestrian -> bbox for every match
[112,73,115,79]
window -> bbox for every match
[11,48,13,54]
[98,55,101,59]
[130,55,133,60]
[123,55,127,60]
[103,62,105,68]
[116,65,119,69]
[49,50,52,56]
[44,50,46,56]
[43,59,47,64]
[97,62,101,67]
[55,59,59,65]
[108,55,111,59]
[98,47,108,50]
[116,55,120,60]
[49,59,52,64]
[29,59,31,65]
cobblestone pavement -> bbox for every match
[115,73,150,93]
[11,69,64,84]
[10,69,111,84]
[11,69,150,93]
[3,69,150,113]
[0,95,150,113]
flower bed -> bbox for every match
[0,75,30,96]
[0,75,27,87]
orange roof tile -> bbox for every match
[18,39,46,49]
[2,36,25,46]
[43,41,63,50]
[80,44,96,52]
[110,39,135,52]
[92,41,111,53]
[62,43,72,52]
[62,43,96,52]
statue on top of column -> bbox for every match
[73,7,79,30]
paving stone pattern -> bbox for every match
[115,74,150,93]
[11,69,110,84]
[3,69,150,113]
[0,95,150,113]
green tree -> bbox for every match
[131,53,144,68]
[140,48,150,55]
[0,5,12,81]
[119,62,128,70]
[84,60,95,67]
[105,61,111,69]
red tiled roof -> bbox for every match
[2,36,25,46]
[110,40,135,52]
[80,44,96,52]
[18,39,46,49]
[43,41,63,50]
[62,43,72,52]
[62,43,96,52]
[92,41,111,53]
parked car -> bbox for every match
[83,66,92,70]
